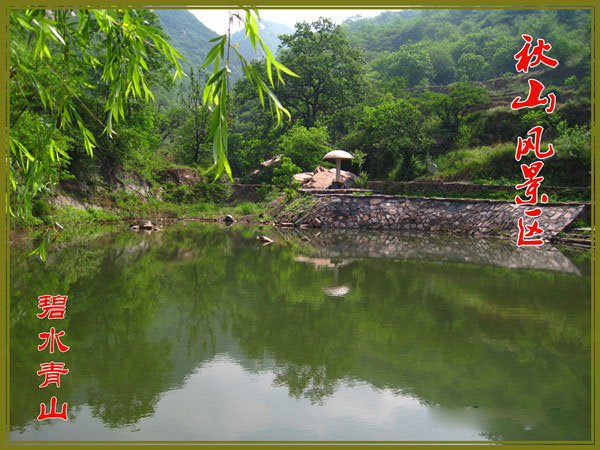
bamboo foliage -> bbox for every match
[9,8,293,258]
[201,9,297,180]
[9,9,185,256]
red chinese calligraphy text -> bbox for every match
[37,396,68,421]
[514,34,559,73]
[37,295,68,320]
[511,79,556,113]
[515,161,549,205]
[524,208,542,217]
[517,216,545,246]
[515,126,554,161]
[38,327,70,354]
[37,362,69,388]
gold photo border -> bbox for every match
[0,0,597,448]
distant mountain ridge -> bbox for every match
[231,20,293,62]
[154,9,292,81]
[153,9,218,71]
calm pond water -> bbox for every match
[10,222,591,441]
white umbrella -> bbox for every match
[323,150,353,183]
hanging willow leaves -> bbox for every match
[9,9,185,257]
[201,9,297,180]
[9,8,293,259]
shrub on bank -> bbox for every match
[430,128,591,187]
[162,182,232,204]
[431,143,517,182]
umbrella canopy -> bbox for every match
[323,150,353,161]
[323,150,352,184]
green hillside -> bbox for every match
[153,9,218,72]
[155,10,291,81]
[343,9,590,84]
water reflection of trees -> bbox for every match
[10,223,590,440]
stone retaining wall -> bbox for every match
[225,182,589,208]
[366,180,590,198]
[278,194,588,241]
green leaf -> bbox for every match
[209,34,226,42]
[203,82,214,106]
[47,25,65,45]
[201,41,223,69]
[272,60,298,78]
[15,15,34,30]
[206,68,225,87]
[266,59,274,86]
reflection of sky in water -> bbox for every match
[11,355,489,441]
[9,223,590,442]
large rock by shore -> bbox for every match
[293,166,357,189]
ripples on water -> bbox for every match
[9,223,591,441]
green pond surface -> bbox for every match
[9,222,591,441]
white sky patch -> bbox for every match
[189,9,392,35]
[11,356,489,441]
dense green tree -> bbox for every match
[371,46,434,87]
[275,18,366,129]
[427,45,456,85]
[278,125,332,172]
[418,82,489,150]
[456,53,489,81]
[354,99,432,180]
[174,68,212,165]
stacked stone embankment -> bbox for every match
[277,194,588,241]
[365,180,590,198]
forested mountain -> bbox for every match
[343,9,590,85]
[153,9,217,72]
[153,8,590,88]
[154,10,291,81]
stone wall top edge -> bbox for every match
[366,181,590,191]
[311,194,590,207]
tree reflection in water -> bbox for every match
[10,223,591,441]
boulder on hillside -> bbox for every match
[158,167,203,185]
[249,154,284,182]
[293,173,313,184]
[260,154,284,168]
[52,194,91,210]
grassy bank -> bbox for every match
[10,194,279,250]
[423,134,590,188]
